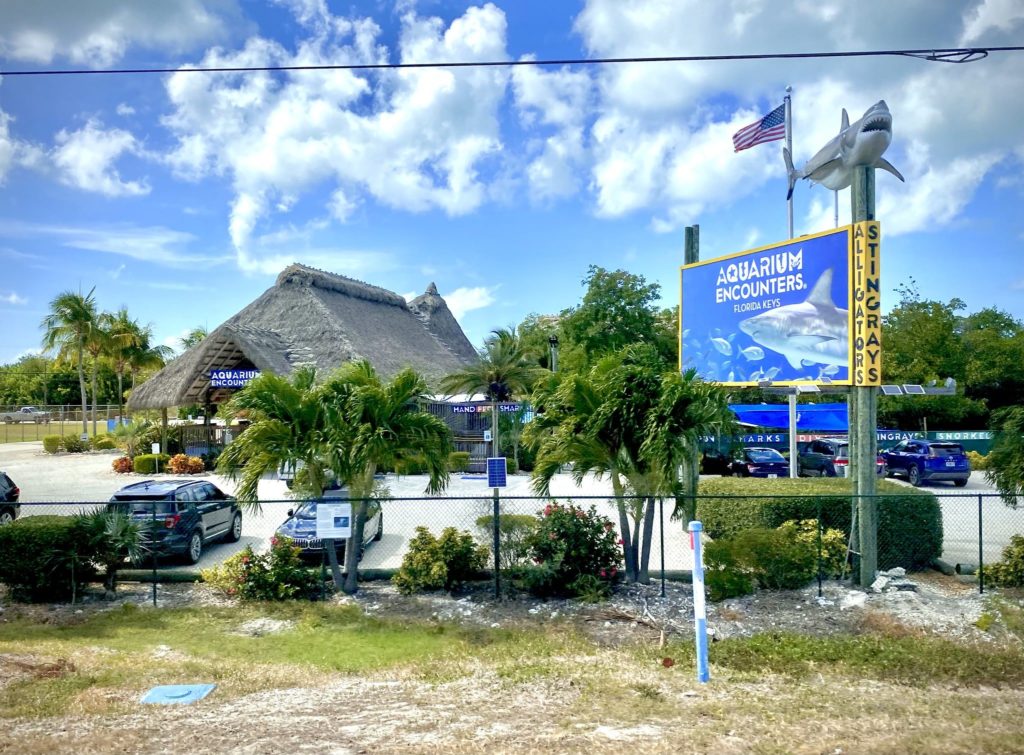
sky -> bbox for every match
[0,0,1022,364]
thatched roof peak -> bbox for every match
[275,263,407,309]
[426,282,439,295]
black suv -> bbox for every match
[0,471,20,525]
[108,479,242,564]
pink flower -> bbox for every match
[270,536,279,546]
[241,555,250,565]
[600,569,607,578]
[617,538,624,545]
[544,505,553,516]
[610,568,617,577]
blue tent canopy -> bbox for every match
[730,403,848,432]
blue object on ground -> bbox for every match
[141,684,216,705]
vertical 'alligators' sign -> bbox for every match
[851,221,881,386]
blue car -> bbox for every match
[276,498,383,561]
[731,447,790,478]
[882,440,971,487]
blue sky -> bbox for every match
[1,0,1022,364]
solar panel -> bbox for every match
[902,384,926,395]
[880,385,903,396]
[487,457,507,488]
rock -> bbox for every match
[490,622,500,628]
[840,591,867,610]
[870,576,890,593]
[816,597,835,607]
[893,582,918,592]
[880,567,906,578]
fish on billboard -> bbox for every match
[680,227,852,386]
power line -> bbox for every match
[0,46,1018,78]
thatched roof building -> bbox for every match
[128,264,478,410]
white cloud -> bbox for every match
[110,263,126,279]
[116,103,136,116]
[960,0,1024,43]
[0,107,45,185]
[0,220,224,268]
[161,3,510,273]
[443,285,497,320]
[1,291,27,305]
[0,0,241,67]
[52,119,149,196]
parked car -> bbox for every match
[700,448,734,476]
[107,479,242,564]
[882,439,971,487]
[275,494,383,562]
[0,406,50,423]
[731,447,790,478]
[0,471,20,525]
[798,438,887,478]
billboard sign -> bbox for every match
[680,225,873,387]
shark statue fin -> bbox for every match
[806,158,843,182]
[805,269,835,308]
[841,108,849,131]
[783,146,798,200]
[875,157,905,182]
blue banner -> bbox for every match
[209,369,260,388]
[681,228,852,386]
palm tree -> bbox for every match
[440,326,542,401]
[83,314,117,436]
[104,309,143,423]
[324,361,452,594]
[526,345,734,583]
[41,289,97,435]
[126,326,173,393]
[179,326,208,352]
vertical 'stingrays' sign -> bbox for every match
[851,221,881,386]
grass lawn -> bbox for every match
[0,422,105,445]
[2,597,1024,753]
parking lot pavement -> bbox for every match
[2,442,696,573]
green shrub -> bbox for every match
[695,477,941,570]
[42,435,62,454]
[132,453,171,475]
[704,537,755,601]
[523,502,621,598]
[506,458,519,475]
[475,513,538,570]
[73,510,142,595]
[966,450,989,471]
[447,452,471,472]
[91,436,117,451]
[62,434,87,453]
[980,535,1024,588]
[394,454,427,475]
[0,516,95,602]
[392,526,488,594]
[201,536,320,600]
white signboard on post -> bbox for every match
[315,502,352,539]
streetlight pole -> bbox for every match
[548,334,559,373]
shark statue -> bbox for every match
[738,268,848,370]
[784,100,905,200]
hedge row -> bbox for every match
[695,477,942,571]
[43,434,117,454]
[0,516,96,601]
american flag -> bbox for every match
[732,103,786,152]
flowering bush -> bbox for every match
[168,453,205,475]
[201,536,320,601]
[392,526,488,595]
[111,456,134,474]
[523,503,621,599]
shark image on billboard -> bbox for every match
[680,228,852,387]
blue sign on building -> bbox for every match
[209,369,260,388]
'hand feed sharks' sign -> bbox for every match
[680,224,880,387]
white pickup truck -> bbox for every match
[0,406,51,424]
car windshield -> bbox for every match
[835,444,849,459]
[747,449,785,463]
[293,503,317,519]
[929,444,964,457]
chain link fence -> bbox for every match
[4,491,1022,603]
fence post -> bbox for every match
[151,502,158,607]
[817,498,823,598]
[659,497,666,598]
[978,494,984,595]
[492,488,501,600]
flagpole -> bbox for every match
[785,86,793,239]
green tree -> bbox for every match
[560,266,672,367]
[41,289,97,434]
[441,326,542,401]
[986,406,1024,507]
[179,326,208,352]
[125,325,172,395]
[104,309,144,422]
[526,344,732,583]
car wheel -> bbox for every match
[185,530,203,564]
[226,512,242,542]
[908,464,922,487]
[373,513,383,542]
[954,478,968,487]
[0,509,13,526]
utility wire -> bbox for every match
[0,46,1017,77]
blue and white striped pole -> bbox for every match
[689,520,710,683]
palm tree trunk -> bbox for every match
[325,540,344,590]
[90,360,98,437]
[116,370,124,424]
[612,476,638,582]
[77,341,88,435]
[343,498,367,594]
[638,496,657,584]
